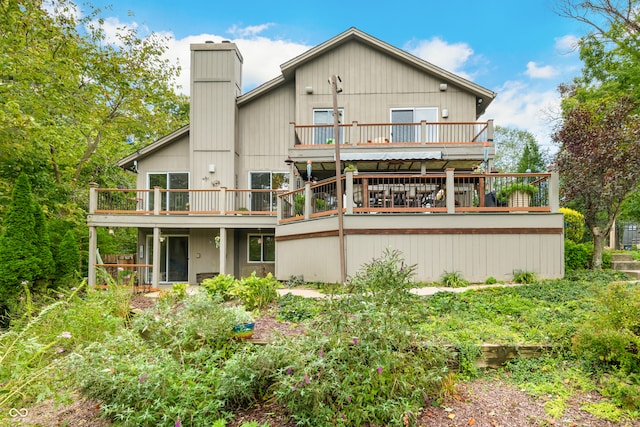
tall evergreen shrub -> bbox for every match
[0,174,40,317]
[55,230,80,287]
[33,202,54,287]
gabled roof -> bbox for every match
[238,27,496,116]
[117,125,189,171]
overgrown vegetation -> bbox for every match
[1,254,639,425]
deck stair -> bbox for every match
[611,253,640,279]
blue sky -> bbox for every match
[83,0,592,150]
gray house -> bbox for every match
[87,28,564,288]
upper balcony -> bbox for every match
[288,120,493,177]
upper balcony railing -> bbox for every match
[89,169,558,219]
[90,187,282,216]
[291,120,492,146]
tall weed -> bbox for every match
[0,282,127,409]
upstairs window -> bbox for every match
[148,172,189,211]
[391,107,438,143]
[313,108,344,145]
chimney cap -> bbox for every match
[205,40,214,43]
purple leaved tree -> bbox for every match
[553,97,640,269]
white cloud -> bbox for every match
[404,37,475,79]
[163,32,310,94]
[228,23,275,38]
[555,34,580,54]
[485,80,562,151]
[44,0,81,22]
[97,16,143,45]
[525,61,559,79]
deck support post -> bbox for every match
[88,226,97,286]
[219,227,227,275]
[152,227,161,287]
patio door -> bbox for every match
[146,235,189,283]
[391,107,438,142]
[249,171,289,211]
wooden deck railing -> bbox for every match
[292,121,492,146]
[279,171,557,223]
[90,170,558,219]
[90,187,282,215]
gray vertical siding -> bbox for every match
[276,214,565,283]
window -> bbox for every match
[248,171,289,211]
[148,172,189,211]
[313,108,344,145]
[390,107,438,143]
[248,234,275,262]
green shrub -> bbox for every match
[600,371,640,411]
[277,293,322,323]
[564,239,591,271]
[484,276,498,284]
[229,272,280,310]
[513,269,537,284]
[55,230,80,288]
[217,344,295,408]
[559,207,585,243]
[0,173,41,321]
[72,292,263,426]
[201,273,238,301]
[70,331,226,426]
[132,292,244,354]
[274,250,451,426]
[572,283,640,374]
[439,271,470,288]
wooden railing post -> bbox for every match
[487,119,494,142]
[290,121,298,145]
[446,168,455,214]
[350,121,358,145]
[220,187,227,215]
[345,171,354,214]
[304,182,312,220]
[420,120,427,145]
[89,183,98,214]
[549,170,560,213]
[276,193,282,221]
[153,186,161,215]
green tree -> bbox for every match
[493,126,549,172]
[0,174,40,319]
[557,0,640,266]
[516,139,547,173]
[0,0,188,222]
[553,97,640,269]
[33,202,55,287]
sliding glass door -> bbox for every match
[146,235,189,283]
